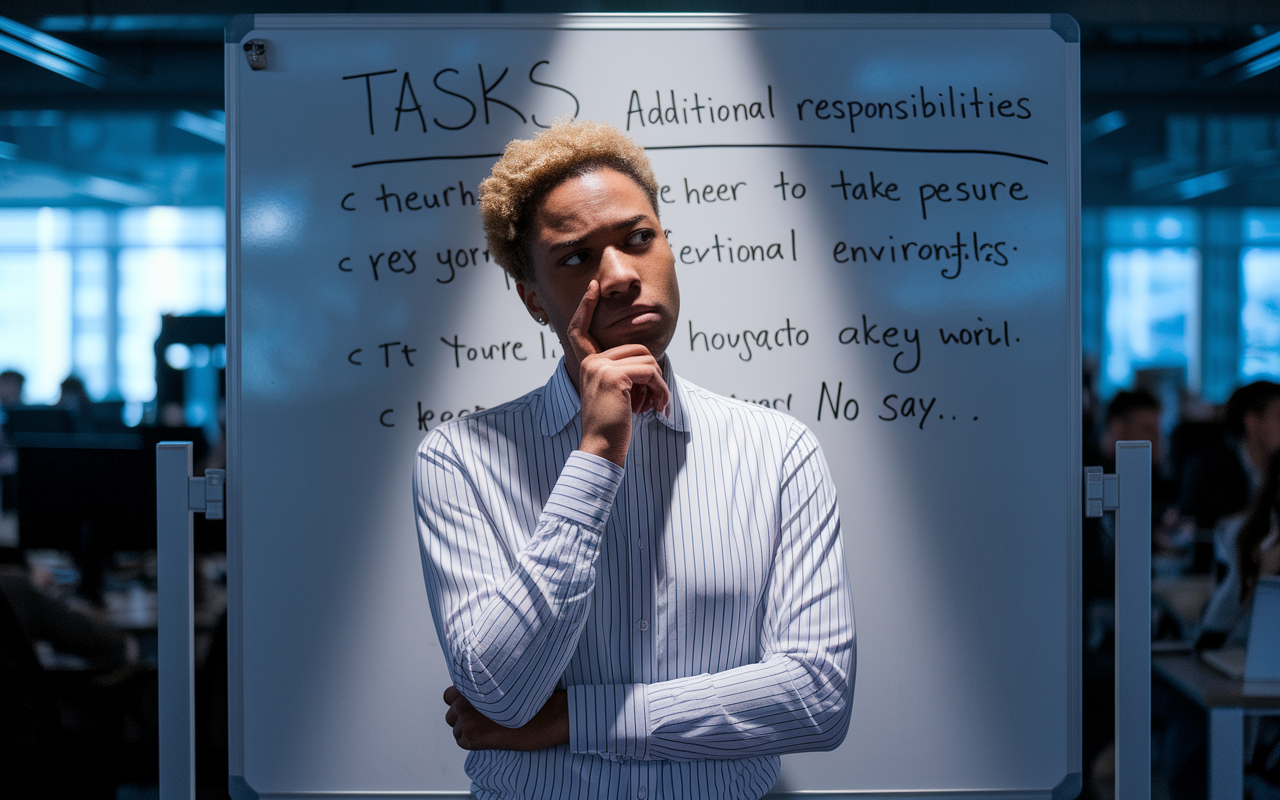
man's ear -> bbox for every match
[516,281,544,322]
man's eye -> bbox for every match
[561,251,588,266]
[627,229,654,246]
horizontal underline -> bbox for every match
[350,142,1048,169]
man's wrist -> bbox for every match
[579,433,628,467]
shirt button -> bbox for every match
[637,787,648,799]
[638,619,649,632]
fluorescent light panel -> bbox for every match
[0,31,105,89]
[0,15,114,75]
[38,15,230,33]
[171,111,226,145]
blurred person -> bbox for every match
[1099,388,1164,467]
[1179,381,1280,530]
[55,375,92,414]
[0,369,23,406]
[1199,449,1280,646]
[1095,389,1181,552]
[1190,451,1280,792]
[0,372,17,514]
[0,547,132,670]
[0,544,159,796]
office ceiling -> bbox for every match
[1,0,1278,207]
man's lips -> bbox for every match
[600,305,661,328]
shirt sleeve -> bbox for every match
[414,431,623,728]
[567,423,855,760]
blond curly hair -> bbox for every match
[479,120,660,283]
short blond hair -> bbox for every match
[479,120,660,283]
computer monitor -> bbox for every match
[14,432,224,601]
[15,434,151,603]
[2,407,74,434]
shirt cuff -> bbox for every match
[567,683,649,761]
[542,451,625,530]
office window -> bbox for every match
[1242,209,1280,380]
[0,209,74,403]
[0,206,224,419]
[1101,209,1201,397]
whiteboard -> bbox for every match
[225,14,1080,800]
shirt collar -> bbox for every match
[538,355,690,437]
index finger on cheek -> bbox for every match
[566,281,601,360]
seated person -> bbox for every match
[1178,381,1280,531]
[0,369,23,407]
[1199,450,1280,647]
[0,547,133,670]
[1196,450,1280,789]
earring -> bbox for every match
[536,315,548,326]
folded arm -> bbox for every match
[569,424,856,761]
[415,436,623,728]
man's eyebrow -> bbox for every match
[548,214,650,252]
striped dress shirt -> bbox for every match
[414,358,855,800]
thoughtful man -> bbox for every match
[413,120,855,799]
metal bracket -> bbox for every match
[243,39,267,70]
[1084,466,1120,517]
[188,469,226,520]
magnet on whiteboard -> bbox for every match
[244,39,268,70]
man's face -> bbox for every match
[517,167,679,367]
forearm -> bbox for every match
[568,649,854,761]
[567,424,855,761]
[418,446,624,727]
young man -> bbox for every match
[413,120,855,799]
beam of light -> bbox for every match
[0,31,105,89]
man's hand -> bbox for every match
[443,685,569,751]
[568,280,670,466]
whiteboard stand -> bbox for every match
[157,442,225,800]
[1087,440,1152,800]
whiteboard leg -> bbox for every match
[1114,440,1151,800]
[1208,708,1244,800]
[157,442,195,800]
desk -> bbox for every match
[1153,652,1280,800]
[1152,574,1215,632]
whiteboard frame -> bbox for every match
[224,13,1082,800]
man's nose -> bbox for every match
[596,247,640,295]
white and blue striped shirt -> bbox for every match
[414,359,855,800]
